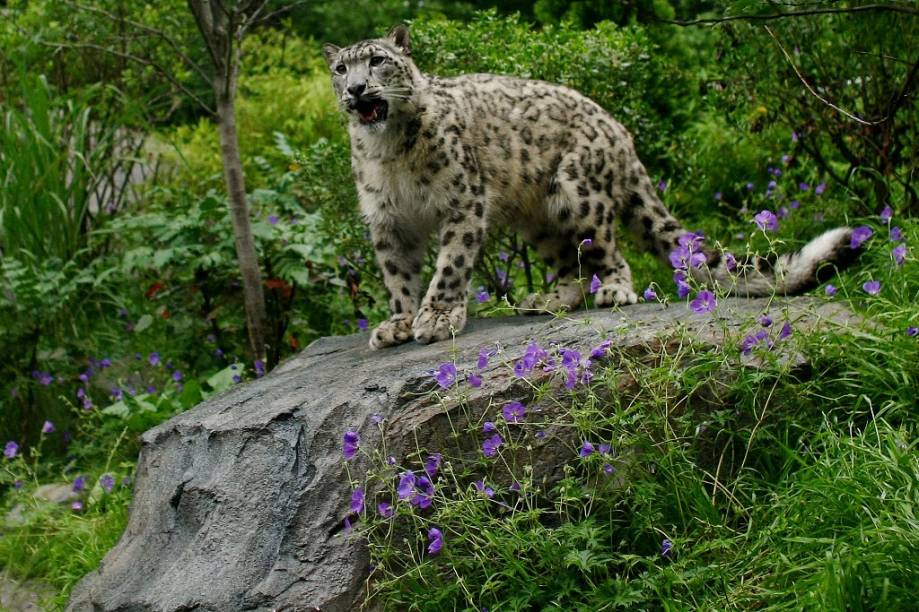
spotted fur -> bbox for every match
[323,25,859,349]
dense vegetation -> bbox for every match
[0,1,916,609]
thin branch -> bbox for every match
[765,25,886,126]
[62,0,210,82]
[41,40,215,115]
[663,3,919,26]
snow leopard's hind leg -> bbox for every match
[554,150,639,308]
[518,228,586,313]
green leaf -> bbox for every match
[206,365,241,393]
[134,314,154,333]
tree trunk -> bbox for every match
[216,90,268,363]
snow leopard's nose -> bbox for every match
[347,83,366,98]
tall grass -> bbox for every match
[0,73,117,262]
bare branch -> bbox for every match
[62,0,210,82]
[764,25,887,126]
[41,40,215,115]
[663,4,919,26]
[187,0,223,73]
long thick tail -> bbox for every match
[619,181,862,297]
[692,227,862,296]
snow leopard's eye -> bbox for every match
[335,64,347,75]
[369,56,386,67]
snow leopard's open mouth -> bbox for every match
[354,98,388,124]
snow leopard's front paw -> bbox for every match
[369,314,415,350]
[412,303,467,344]
[595,283,638,307]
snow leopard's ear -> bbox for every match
[387,24,411,56]
[321,44,340,68]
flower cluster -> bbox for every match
[740,314,793,355]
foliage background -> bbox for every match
[0,0,916,609]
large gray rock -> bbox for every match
[67,298,853,612]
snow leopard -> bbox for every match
[322,25,860,350]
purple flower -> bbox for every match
[110,387,123,401]
[674,271,691,299]
[473,480,494,498]
[475,288,490,303]
[397,471,416,500]
[725,252,737,273]
[759,314,772,327]
[825,284,837,297]
[661,538,673,559]
[468,373,482,388]
[603,463,614,475]
[13,479,23,490]
[690,290,717,314]
[370,413,384,424]
[232,375,242,384]
[477,347,491,369]
[4,441,18,459]
[424,453,442,479]
[502,401,526,423]
[498,251,510,261]
[378,502,394,518]
[767,180,777,191]
[907,327,918,337]
[72,476,86,492]
[482,434,503,458]
[41,420,54,434]
[590,340,612,358]
[893,244,907,266]
[643,286,657,301]
[100,474,115,493]
[172,370,183,383]
[427,527,444,555]
[71,501,83,512]
[350,487,364,513]
[779,321,792,340]
[78,369,91,383]
[790,200,800,209]
[862,280,881,296]
[343,430,360,460]
[777,206,789,219]
[714,192,722,201]
[254,360,266,378]
[268,214,279,225]
[589,274,601,294]
[890,226,903,242]
[753,210,778,231]
[850,226,873,249]
[579,441,594,457]
[815,182,827,195]
[32,370,53,386]
[880,205,893,223]
[740,330,772,355]
[99,358,112,369]
[580,239,593,248]
[746,182,755,191]
[657,179,667,192]
[357,318,368,331]
[799,182,809,192]
[781,155,790,165]
[599,443,611,455]
[535,430,546,439]
[483,421,497,433]
[791,130,799,142]
[434,363,457,389]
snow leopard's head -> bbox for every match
[323,25,420,129]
